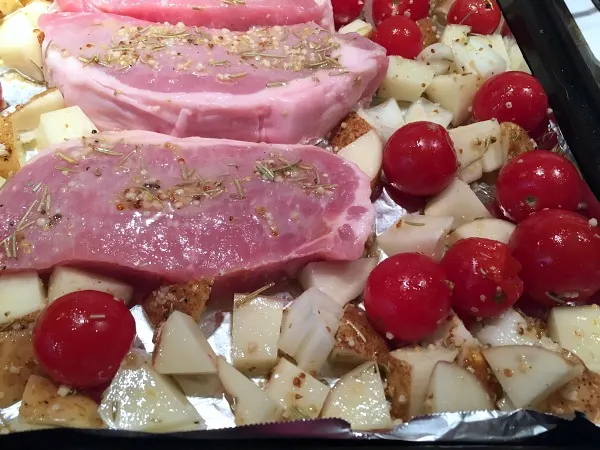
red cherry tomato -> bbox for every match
[496,150,582,222]
[382,121,458,196]
[447,0,502,35]
[472,72,549,132]
[441,238,523,318]
[331,0,364,28]
[364,253,451,343]
[509,210,600,306]
[372,0,430,25]
[373,15,423,59]
[33,290,136,388]
[579,179,600,221]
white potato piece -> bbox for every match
[37,106,98,149]
[418,43,454,76]
[440,24,471,47]
[11,89,66,133]
[299,258,378,307]
[433,0,456,24]
[0,13,43,81]
[174,374,223,397]
[486,34,512,69]
[0,0,23,16]
[0,330,41,408]
[548,305,600,373]
[99,352,204,432]
[153,311,217,375]
[16,1,52,27]
[504,36,532,74]
[231,293,283,374]
[423,312,479,348]
[0,272,46,328]
[404,98,453,128]
[425,361,493,413]
[447,218,516,246]
[357,99,405,143]
[452,36,506,79]
[378,56,436,103]
[472,308,560,351]
[426,73,485,126]
[19,375,104,429]
[217,356,283,426]
[321,362,392,430]
[424,178,491,230]
[48,266,133,303]
[338,19,373,38]
[265,358,330,419]
[377,214,453,261]
[390,347,459,417]
[337,129,383,182]
[0,176,5,188]
[482,345,583,408]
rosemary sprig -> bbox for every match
[233,179,245,199]
[255,163,275,181]
[94,146,123,156]
[55,151,78,165]
[236,282,276,308]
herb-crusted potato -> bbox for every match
[0,116,21,180]
[19,375,105,428]
[0,330,41,408]
[329,113,373,152]
[455,346,503,404]
[417,18,438,48]
[385,358,411,422]
[143,278,214,327]
[501,121,537,160]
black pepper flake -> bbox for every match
[91,129,98,134]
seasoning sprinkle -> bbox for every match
[233,178,245,199]
[32,182,43,193]
[94,146,123,157]
[255,163,275,181]
[55,152,78,165]
[266,81,286,88]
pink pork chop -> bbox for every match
[0,131,374,289]
[39,13,388,144]
[54,0,334,31]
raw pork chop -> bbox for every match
[54,0,334,31]
[0,131,374,288]
[39,13,388,144]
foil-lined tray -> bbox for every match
[0,31,595,444]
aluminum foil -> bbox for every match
[0,53,591,444]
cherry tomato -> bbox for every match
[382,121,457,196]
[372,0,430,25]
[383,183,427,213]
[441,238,523,318]
[472,72,549,132]
[373,15,423,59]
[509,210,600,306]
[364,253,451,343]
[447,0,502,35]
[579,179,600,221]
[496,150,582,222]
[331,0,364,28]
[33,290,136,388]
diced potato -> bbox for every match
[440,24,470,47]
[417,18,438,48]
[426,73,485,126]
[548,305,600,373]
[504,36,532,74]
[0,272,46,329]
[390,347,458,417]
[329,113,372,151]
[384,358,411,421]
[143,278,213,326]
[501,122,536,160]
[542,368,600,424]
[447,218,516,247]
[423,312,479,349]
[455,346,502,403]
[357,99,405,143]
[483,345,583,409]
[0,116,21,179]
[405,98,453,128]
[37,106,99,150]
[10,89,66,133]
[0,176,5,188]
[174,374,223,398]
[424,178,491,230]
[378,56,436,103]
[418,43,454,76]
[48,266,133,304]
[337,129,383,184]
[217,356,283,426]
[231,294,283,374]
[265,358,330,419]
[331,304,389,366]
[279,288,342,372]
[0,330,41,407]
[486,34,512,69]
[321,362,392,430]
[15,1,51,27]
[377,214,453,261]
[19,375,104,429]
[338,19,373,38]
[451,36,506,80]
[298,258,378,307]
[0,12,43,81]
[153,311,217,375]
[424,361,493,413]
[99,351,205,432]
[0,0,22,17]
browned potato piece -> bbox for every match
[19,375,105,428]
[329,113,373,152]
[501,122,537,160]
[385,358,411,422]
[0,330,41,408]
[143,278,214,327]
[0,116,21,180]
[417,18,438,48]
[455,347,502,404]
[0,0,23,17]
[331,304,390,366]
[541,368,600,423]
